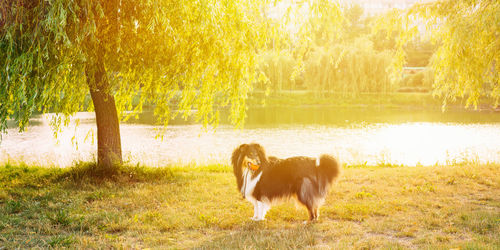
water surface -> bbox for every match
[1,107,499,167]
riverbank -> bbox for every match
[0,163,498,248]
[247,91,499,111]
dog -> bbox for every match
[231,143,340,221]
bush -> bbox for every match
[423,68,434,88]
[400,70,432,90]
[410,71,425,87]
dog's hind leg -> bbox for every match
[297,178,318,221]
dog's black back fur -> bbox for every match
[253,155,339,201]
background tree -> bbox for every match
[342,4,366,42]
[0,0,265,170]
[380,0,499,108]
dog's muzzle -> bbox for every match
[247,161,260,171]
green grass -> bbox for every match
[0,163,499,248]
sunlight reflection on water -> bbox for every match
[1,112,500,167]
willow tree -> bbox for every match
[379,0,499,108]
[0,0,264,169]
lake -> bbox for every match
[1,107,500,167]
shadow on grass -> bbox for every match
[0,162,177,188]
[59,161,176,184]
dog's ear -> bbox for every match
[231,144,247,190]
[231,144,247,168]
[252,143,268,165]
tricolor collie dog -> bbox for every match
[231,143,340,221]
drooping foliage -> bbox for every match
[257,50,297,92]
[378,0,500,108]
[303,38,392,95]
[0,0,265,134]
[0,0,347,168]
[256,3,393,95]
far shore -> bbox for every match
[247,91,500,112]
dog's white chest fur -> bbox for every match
[241,168,262,201]
[241,168,270,221]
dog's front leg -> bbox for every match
[261,202,270,219]
[252,201,263,221]
[258,201,271,220]
[253,201,270,221]
[251,200,259,220]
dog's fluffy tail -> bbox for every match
[317,154,340,195]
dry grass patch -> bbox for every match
[0,163,499,248]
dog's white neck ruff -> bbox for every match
[241,168,262,202]
[241,168,270,221]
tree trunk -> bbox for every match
[86,0,122,170]
[86,61,122,169]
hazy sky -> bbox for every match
[270,0,434,19]
[339,0,435,15]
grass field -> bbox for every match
[0,163,499,249]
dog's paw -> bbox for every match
[251,217,264,221]
[303,219,318,225]
[303,220,316,225]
